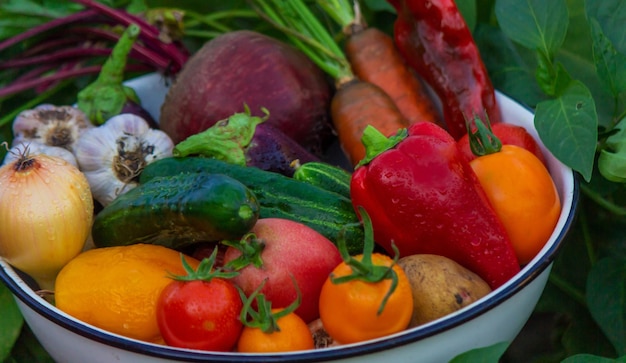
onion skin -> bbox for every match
[0,153,94,291]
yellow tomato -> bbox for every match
[55,244,199,343]
[470,144,561,265]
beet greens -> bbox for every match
[0,0,189,122]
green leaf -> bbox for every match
[534,223,617,359]
[8,325,55,363]
[361,0,395,13]
[474,24,546,107]
[0,0,76,18]
[495,0,569,57]
[449,341,509,363]
[0,283,23,361]
[456,0,477,33]
[0,0,83,40]
[562,354,626,363]
[536,52,573,97]
[586,256,626,355]
[589,18,626,97]
[534,80,598,182]
[585,0,626,55]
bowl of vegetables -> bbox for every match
[0,68,578,362]
[0,0,580,361]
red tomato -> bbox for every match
[156,278,243,351]
[223,218,343,323]
[458,122,547,166]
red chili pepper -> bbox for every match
[350,122,520,289]
[387,0,501,140]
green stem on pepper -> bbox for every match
[172,106,269,164]
[76,23,141,125]
[356,125,407,168]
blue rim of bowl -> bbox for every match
[0,171,580,362]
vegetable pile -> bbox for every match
[2,0,624,362]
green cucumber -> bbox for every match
[292,160,351,198]
[140,157,365,255]
[92,172,260,249]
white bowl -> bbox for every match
[0,73,579,363]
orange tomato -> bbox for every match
[318,253,413,344]
[469,144,561,265]
[236,308,314,353]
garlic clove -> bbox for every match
[82,168,135,207]
[12,104,93,153]
[74,113,174,206]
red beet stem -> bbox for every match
[69,0,188,71]
[0,64,152,98]
[0,9,99,52]
[0,48,111,69]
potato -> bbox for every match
[397,254,492,328]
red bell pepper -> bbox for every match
[350,122,520,289]
[387,0,501,140]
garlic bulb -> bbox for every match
[74,113,174,206]
[3,141,79,168]
[11,104,93,166]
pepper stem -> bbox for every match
[172,106,269,165]
[76,24,141,125]
[356,126,408,168]
[467,114,502,157]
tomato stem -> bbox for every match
[331,206,400,315]
[238,276,302,334]
[221,232,266,271]
[467,114,502,157]
[168,249,238,282]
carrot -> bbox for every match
[250,0,408,167]
[332,80,408,165]
[345,26,441,126]
[318,0,441,126]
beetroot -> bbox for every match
[159,30,334,154]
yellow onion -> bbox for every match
[0,150,94,291]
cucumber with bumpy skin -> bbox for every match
[140,157,365,255]
[292,160,351,198]
[92,172,260,249]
